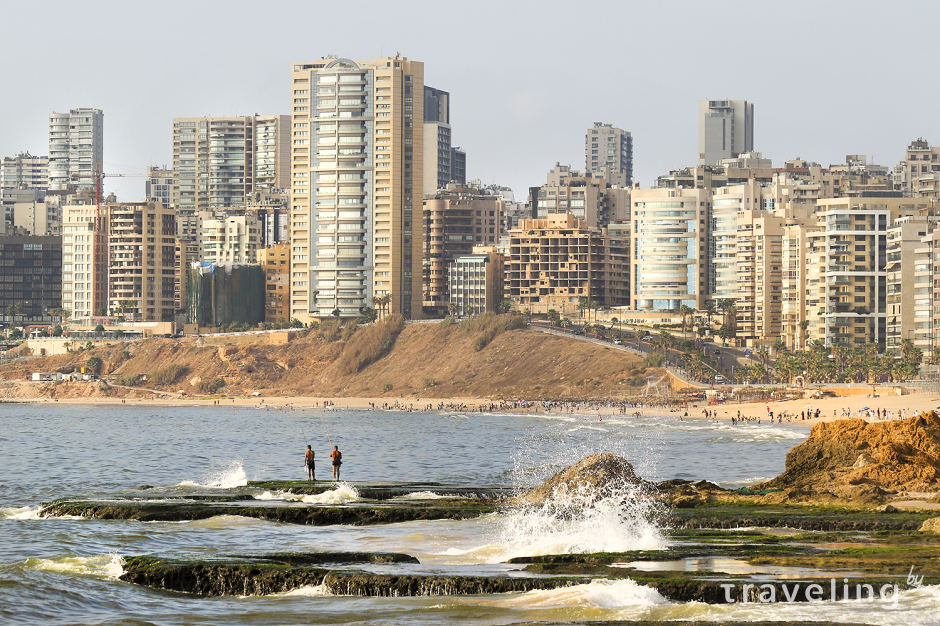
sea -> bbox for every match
[1,403,938,625]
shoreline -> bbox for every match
[6,384,939,428]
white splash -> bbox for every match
[280,584,333,597]
[28,553,125,579]
[493,579,667,608]
[253,490,293,501]
[391,491,458,501]
[301,483,360,504]
[1,505,42,520]
[488,480,666,560]
[177,460,248,489]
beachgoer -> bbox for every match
[304,445,315,481]
[330,445,342,480]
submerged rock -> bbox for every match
[519,453,653,506]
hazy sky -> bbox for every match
[2,0,938,201]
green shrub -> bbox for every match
[197,377,226,394]
[335,314,405,375]
[85,356,103,374]
[438,316,455,329]
[422,375,436,388]
[117,374,141,386]
[121,350,131,361]
[152,363,187,386]
[341,322,359,342]
[381,382,393,392]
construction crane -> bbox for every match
[69,163,146,317]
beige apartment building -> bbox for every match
[798,197,936,351]
[172,115,290,215]
[61,203,109,319]
[536,163,630,230]
[422,186,503,316]
[198,211,262,265]
[290,55,424,321]
[448,246,504,317]
[258,244,291,323]
[507,213,629,315]
[108,202,177,322]
[781,222,813,351]
[886,216,937,356]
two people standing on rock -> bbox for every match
[303,444,343,481]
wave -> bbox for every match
[278,584,333,597]
[491,579,667,608]
[301,483,360,504]
[491,483,666,560]
[176,460,248,489]
[254,490,293,501]
[25,553,124,579]
[1,505,42,520]
[391,491,458,501]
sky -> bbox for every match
[2,0,938,202]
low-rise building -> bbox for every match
[448,246,504,316]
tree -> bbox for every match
[678,305,694,338]
[85,356,103,375]
[702,301,717,330]
[497,300,511,314]
[799,320,810,350]
[547,309,560,328]
[52,324,63,337]
[447,302,458,318]
[94,324,105,334]
[10,328,23,339]
[331,309,341,318]
[63,341,71,352]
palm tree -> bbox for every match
[547,309,560,328]
[678,304,694,338]
[799,320,810,351]
[703,300,717,331]
[447,301,458,318]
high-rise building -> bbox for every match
[171,115,290,215]
[0,235,62,318]
[146,166,174,209]
[422,186,504,316]
[507,213,629,315]
[631,187,709,310]
[61,203,109,318]
[698,99,753,166]
[258,244,291,323]
[253,115,291,193]
[585,122,632,186]
[289,55,424,320]
[1,152,49,190]
[198,211,261,264]
[48,108,104,191]
[450,146,466,185]
[536,164,630,230]
[108,202,177,322]
[423,86,452,194]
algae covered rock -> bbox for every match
[519,453,653,506]
[759,411,940,494]
[920,517,940,533]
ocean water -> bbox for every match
[2,403,937,625]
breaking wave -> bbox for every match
[391,491,458,501]
[301,483,360,504]
[494,578,667,608]
[25,553,124,579]
[177,460,248,489]
[1,505,43,520]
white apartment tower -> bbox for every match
[290,55,424,320]
[48,108,104,190]
[698,100,753,166]
[423,86,452,194]
[585,122,633,186]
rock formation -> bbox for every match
[518,453,653,505]
[758,411,940,497]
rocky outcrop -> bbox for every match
[518,453,653,505]
[920,517,940,533]
[758,411,940,496]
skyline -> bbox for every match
[2,0,939,201]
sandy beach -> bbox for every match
[12,383,940,428]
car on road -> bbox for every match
[714,375,726,384]
[613,338,623,345]
[596,334,605,340]
[572,329,584,335]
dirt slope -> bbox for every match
[0,323,656,401]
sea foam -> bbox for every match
[301,483,360,504]
[177,460,248,489]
